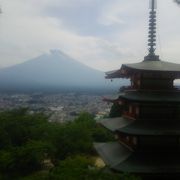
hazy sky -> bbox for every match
[0,0,180,71]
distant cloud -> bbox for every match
[174,0,180,5]
[0,0,180,71]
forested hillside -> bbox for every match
[0,109,140,180]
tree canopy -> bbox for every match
[0,109,140,179]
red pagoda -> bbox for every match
[94,0,180,179]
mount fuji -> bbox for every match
[0,50,125,92]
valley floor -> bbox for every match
[0,92,112,122]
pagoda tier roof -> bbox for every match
[119,90,180,103]
[99,117,134,132]
[106,60,180,79]
[118,119,180,135]
[100,117,180,135]
[94,142,132,168]
[94,142,180,174]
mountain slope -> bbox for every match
[0,50,126,92]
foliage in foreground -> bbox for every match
[22,156,140,180]
[49,156,141,180]
[0,109,139,179]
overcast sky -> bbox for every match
[0,0,180,71]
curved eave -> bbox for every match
[124,60,180,72]
[94,142,132,168]
[98,117,134,132]
[105,69,127,79]
[117,120,180,136]
[99,117,180,135]
[94,142,180,174]
[106,60,180,79]
[119,91,180,103]
[114,152,180,174]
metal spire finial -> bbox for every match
[144,0,159,61]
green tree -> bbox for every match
[0,140,53,176]
[49,155,140,180]
[19,171,49,180]
[0,109,50,148]
[51,121,93,161]
[109,103,123,118]
[50,112,114,161]
[74,112,114,142]
[0,109,54,177]
[0,109,117,179]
